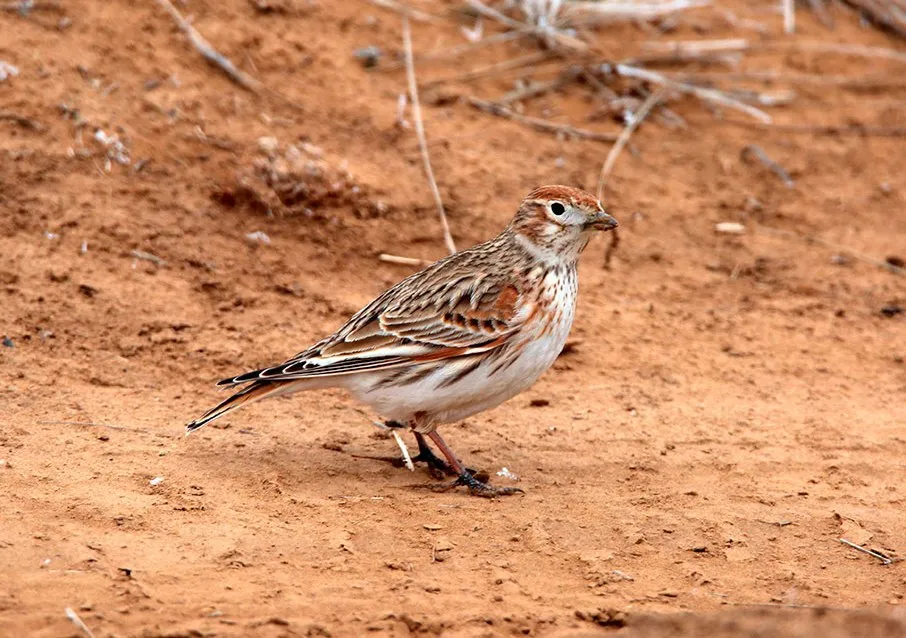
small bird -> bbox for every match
[187,185,618,496]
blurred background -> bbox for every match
[1,0,905,636]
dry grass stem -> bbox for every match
[403,15,457,255]
[390,430,415,471]
[498,66,583,105]
[783,0,796,33]
[153,0,261,93]
[465,0,588,50]
[421,50,556,88]
[369,0,440,23]
[642,38,749,55]
[379,253,432,266]
[839,538,895,564]
[806,0,835,28]
[839,0,906,40]
[566,0,710,23]
[597,87,666,199]
[38,419,149,433]
[644,38,906,63]
[467,96,619,142]
[719,118,906,138]
[670,70,906,89]
[615,64,773,123]
[65,607,96,638]
[381,31,527,71]
[741,145,794,188]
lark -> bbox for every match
[187,185,618,496]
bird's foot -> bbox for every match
[435,471,524,498]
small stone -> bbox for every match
[353,46,381,68]
[257,136,279,154]
[423,524,443,531]
[245,231,271,246]
[97,434,110,442]
[2,336,13,348]
[886,255,905,268]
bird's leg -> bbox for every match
[411,432,457,477]
[358,421,471,477]
[425,430,523,498]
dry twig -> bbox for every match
[369,0,440,23]
[719,118,906,138]
[597,87,666,198]
[466,96,619,142]
[783,0,795,33]
[839,538,895,565]
[421,51,556,89]
[65,607,96,638]
[465,0,588,51]
[403,14,456,254]
[153,0,261,93]
[839,0,906,40]
[614,64,773,123]
[38,419,148,433]
[741,145,794,188]
[643,38,906,63]
[379,253,431,266]
[499,66,583,105]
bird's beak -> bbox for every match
[585,210,619,232]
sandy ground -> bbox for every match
[1,0,906,636]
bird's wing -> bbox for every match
[217,252,532,385]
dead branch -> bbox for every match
[421,51,556,89]
[368,0,440,23]
[65,608,96,638]
[718,118,906,138]
[153,0,262,93]
[783,0,795,33]
[379,31,527,71]
[839,538,896,565]
[499,66,583,105]
[38,419,149,433]
[379,253,431,266]
[597,87,666,199]
[669,70,906,89]
[614,64,773,123]
[403,14,456,255]
[839,0,906,40]
[466,96,619,142]
[741,145,794,188]
[464,0,588,51]
[644,38,906,63]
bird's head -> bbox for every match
[509,185,618,262]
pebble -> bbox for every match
[353,46,381,68]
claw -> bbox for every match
[434,471,524,498]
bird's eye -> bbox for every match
[550,202,566,216]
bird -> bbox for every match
[186,185,618,496]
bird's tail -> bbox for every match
[185,381,280,434]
